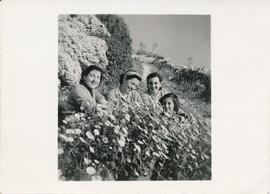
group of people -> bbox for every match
[61,64,185,122]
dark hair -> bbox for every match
[80,65,104,84]
[147,72,162,83]
[159,93,180,112]
[147,72,162,91]
[119,74,142,84]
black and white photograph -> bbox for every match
[58,14,211,181]
[2,0,270,193]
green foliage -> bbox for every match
[58,102,211,180]
[153,58,211,102]
[96,15,133,94]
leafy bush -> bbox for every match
[96,15,133,94]
[58,102,211,180]
[152,58,211,102]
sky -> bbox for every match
[121,15,210,70]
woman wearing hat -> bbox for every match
[107,69,143,107]
[64,65,108,114]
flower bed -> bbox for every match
[58,102,211,180]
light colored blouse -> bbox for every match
[107,86,143,107]
[141,90,165,111]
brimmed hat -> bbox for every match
[125,68,142,81]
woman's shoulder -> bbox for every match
[72,83,86,91]
[69,84,92,99]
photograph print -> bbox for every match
[58,14,211,181]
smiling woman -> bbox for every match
[63,65,108,113]
[107,69,143,108]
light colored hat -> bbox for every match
[125,68,142,81]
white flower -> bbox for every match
[86,131,95,140]
[134,170,139,177]
[118,139,125,147]
[58,148,64,155]
[66,129,75,134]
[108,114,116,121]
[138,140,143,145]
[94,125,102,129]
[84,157,91,165]
[105,120,112,127]
[86,167,96,175]
[122,127,128,135]
[74,113,80,119]
[94,129,100,136]
[59,134,67,141]
[94,160,100,164]
[62,120,68,124]
[89,146,95,153]
[153,152,160,157]
[124,113,130,121]
[79,137,86,143]
[114,126,120,134]
[102,137,108,144]
[145,151,150,156]
[134,144,141,153]
[74,129,82,134]
[66,137,74,143]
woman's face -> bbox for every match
[147,76,161,95]
[163,97,175,115]
[84,70,101,89]
[123,77,140,93]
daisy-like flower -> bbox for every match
[74,113,80,119]
[94,125,102,129]
[66,137,74,143]
[104,120,112,127]
[134,144,141,153]
[122,127,128,135]
[124,113,130,122]
[74,128,82,134]
[79,137,86,143]
[153,152,160,157]
[58,148,64,155]
[89,146,95,153]
[86,131,95,140]
[84,158,91,165]
[118,139,125,147]
[86,167,96,175]
[59,134,68,141]
[66,129,74,135]
[114,126,120,134]
[102,137,108,144]
[94,129,100,136]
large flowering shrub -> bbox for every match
[58,15,110,86]
[58,102,211,180]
